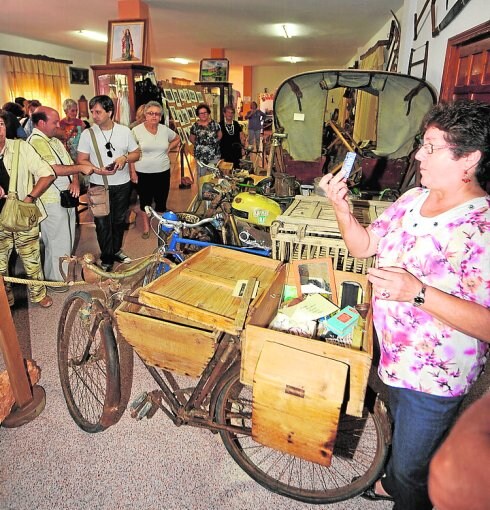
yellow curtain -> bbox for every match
[353,45,385,145]
[3,55,70,113]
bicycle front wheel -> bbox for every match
[57,291,121,433]
[215,370,389,504]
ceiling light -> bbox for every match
[170,58,189,65]
[77,30,107,43]
[289,56,298,63]
[282,25,291,39]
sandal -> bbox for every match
[34,295,53,309]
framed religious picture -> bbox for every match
[181,109,190,125]
[199,58,229,82]
[107,19,147,65]
[164,89,174,102]
[183,126,191,145]
[196,91,204,103]
[188,89,197,102]
[69,67,89,85]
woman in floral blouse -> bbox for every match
[189,103,222,177]
[320,99,490,510]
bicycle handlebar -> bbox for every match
[145,206,216,230]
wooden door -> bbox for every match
[440,20,490,102]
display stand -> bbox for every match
[0,276,45,427]
[91,64,156,124]
[194,82,233,122]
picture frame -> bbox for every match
[184,126,191,144]
[188,89,197,102]
[186,107,195,121]
[107,19,147,65]
[181,109,190,125]
[199,58,229,82]
[169,106,177,121]
[292,258,338,304]
[164,88,174,102]
[196,91,204,103]
[177,127,185,143]
[178,89,187,103]
[69,67,89,85]
[172,89,182,107]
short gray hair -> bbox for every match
[63,98,77,111]
[143,101,163,114]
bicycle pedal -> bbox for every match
[135,401,153,420]
[129,391,148,411]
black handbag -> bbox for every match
[59,188,79,208]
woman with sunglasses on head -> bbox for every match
[189,103,222,177]
[130,101,180,239]
[319,99,490,510]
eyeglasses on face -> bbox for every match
[198,111,208,116]
[105,142,115,158]
[417,142,453,155]
[146,111,161,116]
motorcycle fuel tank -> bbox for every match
[232,191,282,227]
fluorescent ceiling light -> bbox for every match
[77,30,107,43]
[170,58,189,65]
[288,56,298,63]
[282,25,291,38]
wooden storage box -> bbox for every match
[138,246,283,335]
[271,195,391,272]
[252,340,349,466]
[242,269,372,418]
[115,299,220,377]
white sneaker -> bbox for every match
[114,251,132,264]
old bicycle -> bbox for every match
[57,242,390,504]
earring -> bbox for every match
[462,169,471,183]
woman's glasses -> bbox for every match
[146,111,161,116]
[105,142,115,158]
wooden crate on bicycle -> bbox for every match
[116,247,281,376]
[270,194,390,272]
[242,267,373,466]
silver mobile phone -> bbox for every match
[339,151,357,179]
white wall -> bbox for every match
[398,0,488,94]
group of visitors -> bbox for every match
[189,101,266,174]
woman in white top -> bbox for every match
[130,101,180,238]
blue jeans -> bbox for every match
[382,386,464,510]
[94,181,131,266]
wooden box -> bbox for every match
[242,269,372,418]
[252,340,348,466]
[271,195,390,272]
[115,299,220,377]
[138,246,283,335]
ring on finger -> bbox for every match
[380,289,390,299]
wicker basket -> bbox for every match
[271,195,391,273]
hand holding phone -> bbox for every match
[105,162,116,171]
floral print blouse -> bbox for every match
[190,120,221,164]
[369,187,490,397]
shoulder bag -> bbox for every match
[86,128,110,217]
[0,139,42,232]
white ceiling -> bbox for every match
[2,0,403,74]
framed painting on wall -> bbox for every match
[69,67,89,85]
[199,58,229,82]
[107,19,147,65]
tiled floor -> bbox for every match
[0,152,488,510]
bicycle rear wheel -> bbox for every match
[57,291,121,433]
[215,369,389,504]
